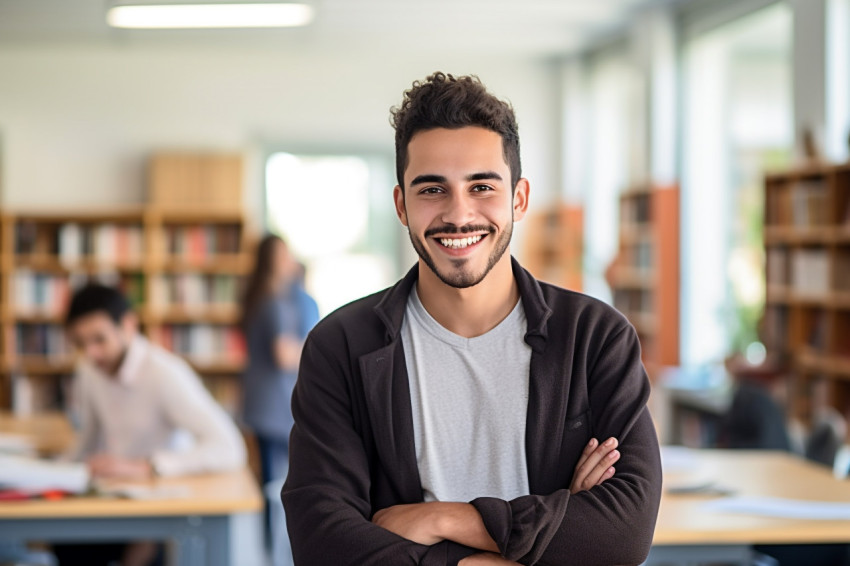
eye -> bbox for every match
[419,186,444,195]
[471,184,494,192]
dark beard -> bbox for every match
[409,222,512,289]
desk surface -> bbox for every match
[0,467,262,519]
[0,411,76,456]
[655,450,850,545]
[0,412,262,519]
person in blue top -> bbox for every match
[240,234,320,485]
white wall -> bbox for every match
[0,42,561,231]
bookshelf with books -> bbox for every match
[0,206,252,418]
[144,209,249,389]
[764,162,850,424]
[606,185,680,375]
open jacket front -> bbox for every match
[282,257,662,566]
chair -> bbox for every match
[804,407,847,467]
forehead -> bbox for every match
[69,311,118,335]
[405,127,507,180]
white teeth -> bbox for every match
[438,235,484,249]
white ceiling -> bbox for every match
[0,0,671,58]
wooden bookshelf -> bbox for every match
[523,203,583,292]
[606,184,680,375]
[764,162,850,424]
[0,204,252,416]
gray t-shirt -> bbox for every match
[401,287,531,502]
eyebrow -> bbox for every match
[410,174,447,186]
[466,171,503,182]
[409,171,503,186]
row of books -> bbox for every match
[13,324,71,357]
[767,179,850,227]
[155,324,246,363]
[13,271,71,316]
[13,271,146,316]
[613,288,654,318]
[762,305,850,357]
[621,241,653,271]
[790,249,830,295]
[790,181,828,227]
[164,225,241,259]
[837,254,850,292]
[767,248,833,295]
[762,305,788,352]
[620,193,652,226]
[11,374,70,414]
[766,248,788,286]
[15,222,145,263]
[805,310,830,352]
[150,274,241,310]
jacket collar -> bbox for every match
[373,256,553,351]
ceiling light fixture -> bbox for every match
[107,2,314,29]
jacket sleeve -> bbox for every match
[469,323,662,566]
[282,335,478,566]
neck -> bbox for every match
[415,253,518,338]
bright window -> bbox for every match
[265,152,400,316]
[681,4,793,365]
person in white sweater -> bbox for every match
[65,283,246,479]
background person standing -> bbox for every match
[240,234,319,485]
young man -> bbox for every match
[66,283,246,478]
[282,73,662,565]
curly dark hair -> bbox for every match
[390,72,521,191]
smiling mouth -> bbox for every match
[435,234,486,250]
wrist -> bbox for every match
[433,502,473,540]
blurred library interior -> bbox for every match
[1,0,850,565]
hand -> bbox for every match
[88,454,153,480]
[275,336,303,371]
[569,437,620,493]
[459,553,521,565]
[372,502,444,546]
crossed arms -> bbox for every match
[282,322,662,566]
[372,437,622,565]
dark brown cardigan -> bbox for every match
[282,257,661,565]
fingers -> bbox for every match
[574,438,598,471]
[571,437,620,493]
[596,464,615,486]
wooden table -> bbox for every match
[0,412,263,566]
[648,450,850,565]
[0,468,263,566]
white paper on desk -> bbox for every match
[96,484,191,500]
[0,455,89,493]
[703,497,850,520]
[661,445,700,473]
[0,433,35,456]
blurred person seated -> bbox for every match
[65,283,246,478]
[719,353,792,451]
[57,283,246,566]
[804,378,848,468]
[722,356,850,566]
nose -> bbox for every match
[440,189,476,227]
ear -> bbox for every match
[512,178,530,221]
[393,185,409,227]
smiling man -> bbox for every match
[282,72,662,565]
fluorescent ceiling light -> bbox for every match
[107,3,314,29]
